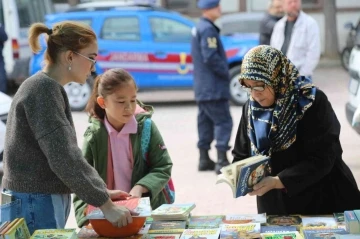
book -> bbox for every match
[220,223,261,239]
[260,226,297,233]
[334,213,345,223]
[30,229,78,239]
[344,211,360,234]
[301,216,338,229]
[188,215,225,229]
[148,221,186,234]
[216,155,271,197]
[0,218,20,237]
[302,228,348,239]
[260,231,302,239]
[86,197,152,220]
[267,215,302,230]
[180,228,221,239]
[144,234,181,239]
[223,213,267,225]
[2,218,31,239]
[151,203,196,221]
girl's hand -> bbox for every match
[129,185,149,198]
[248,176,284,196]
[107,189,131,200]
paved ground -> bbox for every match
[61,66,359,228]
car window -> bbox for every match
[221,19,260,35]
[149,17,192,43]
[101,16,140,41]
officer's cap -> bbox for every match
[197,0,220,10]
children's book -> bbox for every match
[334,213,345,223]
[2,218,31,239]
[151,203,196,221]
[148,221,186,234]
[220,223,261,239]
[0,218,20,237]
[302,228,348,239]
[180,228,221,239]
[344,210,360,234]
[267,215,302,228]
[30,229,78,239]
[260,231,302,239]
[301,217,338,229]
[144,234,181,239]
[86,197,151,220]
[260,226,297,233]
[216,155,271,197]
[188,215,225,229]
[223,213,267,225]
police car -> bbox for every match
[29,3,259,111]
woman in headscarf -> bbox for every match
[232,45,360,215]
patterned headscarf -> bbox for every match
[238,45,316,156]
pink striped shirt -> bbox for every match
[104,116,138,192]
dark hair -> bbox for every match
[86,68,138,119]
[28,21,96,65]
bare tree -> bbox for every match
[323,0,339,59]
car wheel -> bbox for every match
[229,65,248,105]
[341,47,351,71]
[64,75,95,111]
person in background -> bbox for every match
[270,0,320,79]
[1,21,136,233]
[0,24,8,93]
[232,45,360,215]
[191,0,233,174]
[74,68,173,227]
[259,0,284,45]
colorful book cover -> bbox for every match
[301,217,338,229]
[30,229,78,239]
[188,215,225,229]
[260,226,297,233]
[260,231,302,239]
[144,234,181,239]
[151,203,196,220]
[220,223,261,239]
[180,228,221,239]
[267,215,302,227]
[235,156,271,197]
[344,210,360,234]
[334,213,345,223]
[86,197,151,220]
[224,213,267,225]
[3,218,31,239]
[149,221,186,234]
[302,228,348,239]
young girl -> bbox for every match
[73,68,173,227]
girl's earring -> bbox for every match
[68,65,72,71]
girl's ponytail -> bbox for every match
[86,74,106,119]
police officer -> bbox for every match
[191,0,232,174]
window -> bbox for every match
[150,17,192,43]
[101,17,141,41]
[16,0,54,28]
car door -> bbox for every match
[144,12,194,88]
[96,12,151,89]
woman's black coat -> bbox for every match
[232,89,360,215]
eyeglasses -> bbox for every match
[74,51,96,69]
[240,85,266,93]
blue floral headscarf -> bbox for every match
[238,45,316,156]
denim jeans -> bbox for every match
[0,189,71,234]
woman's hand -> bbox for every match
[107,189,131,200]
[100,199,133,227]
[129,185,149,198]
[248,176,285,196]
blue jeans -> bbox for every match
[0,189,71,234]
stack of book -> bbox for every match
[151,203,196,221]
[0,218,31,238]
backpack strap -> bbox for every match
[141,118,152,163]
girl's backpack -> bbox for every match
[141,118,175,204]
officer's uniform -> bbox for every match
[191,0,233,173]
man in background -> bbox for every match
[270,0,320,79]
[191,0,233,174]
[259,0,284,45]
[0,24,7,93]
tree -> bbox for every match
[323,0,339,59]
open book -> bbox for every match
[216,155,270,198]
